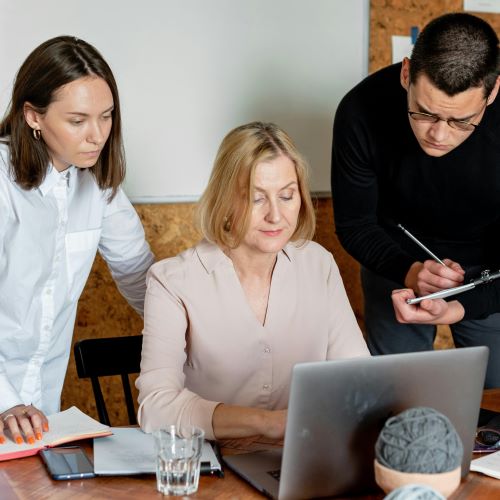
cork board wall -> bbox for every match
[369,0,500,72]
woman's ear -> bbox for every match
[23,102,42,130]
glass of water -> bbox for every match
[153,425,205,496]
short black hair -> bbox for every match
[410,13,500,97]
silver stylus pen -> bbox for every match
[397,224,446,266]
[406,282,475,304]
[406,269,500,304]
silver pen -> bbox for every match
[406,282,475,304]
[406,270,500,304]
[397,224,446,266]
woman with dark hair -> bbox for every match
[0,36,154,445]
[136,122,369,440]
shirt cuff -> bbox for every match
[369,253,416,286]
[456,282,499,320]
[0,375,23,414]
[189,399,220,441]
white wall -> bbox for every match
[0,0,368,202]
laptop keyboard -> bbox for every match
[267,469,281,481]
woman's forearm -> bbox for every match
[212,404,287,439]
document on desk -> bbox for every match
[470,450,500,479]
[93,427,222,476]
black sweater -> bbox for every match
[331,63,500,319]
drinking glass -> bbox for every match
[153,425,205,496]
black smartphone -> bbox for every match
[40,445,95,480]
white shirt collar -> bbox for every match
[38,164,76,196]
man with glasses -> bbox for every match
[331,13,500,387]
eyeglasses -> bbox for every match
[407,87,488,132]
[407,110,481,132]
[475,427,500,450]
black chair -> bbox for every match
[73,335,143,426]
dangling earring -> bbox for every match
[223,216,232,232]
[32,128,41,140]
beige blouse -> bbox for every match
[136,239,369,439]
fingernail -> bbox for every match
[0,436,5,444]
[43,424,49,432]
[15,436,23,445]
[28,437,35,445]
[36,432,43,440]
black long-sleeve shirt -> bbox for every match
[331,63,500,319]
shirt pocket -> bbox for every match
[65,228,102,298]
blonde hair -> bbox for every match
[197,122,315,248]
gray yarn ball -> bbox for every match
[384,484,445,500]
[375,407,463,474]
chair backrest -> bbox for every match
[73,335,143,426]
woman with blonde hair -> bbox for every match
[137,122,368,440]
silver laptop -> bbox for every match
[223,346,488,499]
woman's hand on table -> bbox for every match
[0,404,49,445]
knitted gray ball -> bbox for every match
[384,484,445,499]
[375,407,463,474]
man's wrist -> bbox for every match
[404,261,423,290]
[443,301,465,324]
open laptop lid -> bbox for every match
[278,346,488,499]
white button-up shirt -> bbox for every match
[0,142,154,415]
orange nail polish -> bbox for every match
[0,436,5,444]
[36,432,43,440]
[15,436,23,445]
[28,437,35,445]
[43,424,49,432]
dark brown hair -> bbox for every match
[0,35,125,199]
[410,13,500,97]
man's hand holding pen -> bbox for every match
[395,223,466,323]
[404,258,465,296]
[397,225,465,296]
[392,288,465,325]
[393,224,499,324]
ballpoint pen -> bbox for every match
[397,224,446,266]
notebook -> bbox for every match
[0,406,111,461]
[223,346,488,499]
[93,427,223,476]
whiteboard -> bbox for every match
[0,0,369,202]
